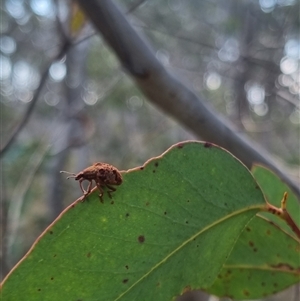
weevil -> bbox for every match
[60,162,122,202]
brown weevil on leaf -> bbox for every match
[60,162,122,202]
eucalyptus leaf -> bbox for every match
[1,142,298,301]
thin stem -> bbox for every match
[0,40,71,159]
[264,192,300,240]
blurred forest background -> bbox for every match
[0,0,299,300]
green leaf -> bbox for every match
[206,164,300,299]
[252,164,300,237]
[206,216,300,299]
[1,141,297,301]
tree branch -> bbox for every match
[77,0,299,197]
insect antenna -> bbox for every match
[60,171,77,179]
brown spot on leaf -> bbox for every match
[204,142,212,148]
[154,162,159,167]
[138,235,145,243]
[246,227,251,232]
[50,277,54,280]
[49,231,53,235]
[125,265,129,269]
[37,289,41,292]
[177,143,184,149]
[164,211,167,215]
[182,285,191,294]
[253,248,258,252]
[140,166,144,170]
[271,263,297,271]
[266,230,271,235]
[217,274,222,279]
[110,200,114,204]
[53,254,57,257]
[87,252,91,258]
[152,170,156,173]
[71,204,75,208]
[145,202,150,206]
[249,241,254,247]
[123,279,129,284]
[125,213,130,217]
[243,290,249,296]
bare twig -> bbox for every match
[0,40,71,159]
[125,0,147,14]
[77,0,300,197]
[133,23,281,73]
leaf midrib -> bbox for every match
[113,205,263,301]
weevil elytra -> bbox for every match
[60,162,122,202]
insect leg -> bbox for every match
[105,184,116,199]
[95,181,104,203]
[85,180,93,194]
[79,179,93,202]
[78,178,88,194]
